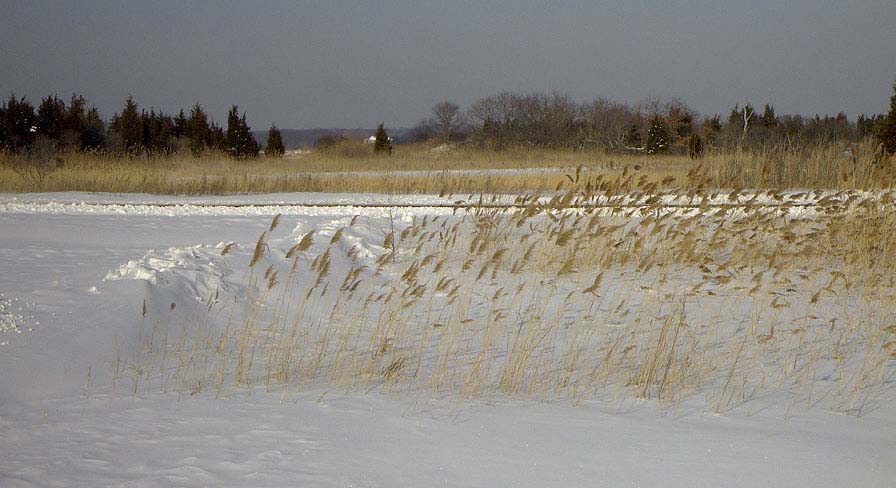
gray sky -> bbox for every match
[2,0,894,129]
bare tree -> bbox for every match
[6,136,64,187]
[431,101,465,142]
[741,104,755,141]
[579,98,640,150]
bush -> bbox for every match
[314,135,348,150]
[5,136,64,185]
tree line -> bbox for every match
[0,93,285,158]
[3,83,895,160]
[411,86,896,156]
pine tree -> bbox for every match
[187,103,210,156]
[208,123,226,151]
[876,81,896,154]
[645,115,670,154]
[762,104,778,128]
[62,94,87,148]
[266,124,285,157]
[80,107,106,150]
[112,97,143,152]
[36,95,66,140]
[0,101,6,149]
[373,123,392,154]
[225,106,240,156]
[1,94,37,151]
[226,106,258,158]
[173,109,188,139]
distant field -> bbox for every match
[1,140,891,195]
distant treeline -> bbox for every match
[0,94,283,158]
[409,92,893,156]
[2,85,895,159]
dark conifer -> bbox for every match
[645,116,670,154]
[113,97,143,152]
[1,94,37,151]
[62,94,87,148]
[187,103,210,156]
[174,109,188,139]
[0,101,5,149]
[373,123,392,154]
[80,107,106,150]
[876,81,896,154]
[266,124,285,157]
[208,122,226,151]
[762,104,778,128]
[225,106,258,158]
[36,95,66,140]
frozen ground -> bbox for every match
[1,192,894,487]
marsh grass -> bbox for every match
[114,181,896,415]
[2,140,893,195]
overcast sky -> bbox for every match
[2,0,894,129]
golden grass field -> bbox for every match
[2,140,893,195]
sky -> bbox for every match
[1,0,894,130]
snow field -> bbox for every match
[1,191,895,487]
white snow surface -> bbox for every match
[0,191,894,487]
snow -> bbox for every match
[2,391,892,488]
[0,192,894,487]
[0,294,33,339]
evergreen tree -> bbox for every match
[62,94,87,148]
[80,107,106,150]
[373,123,392,154]
[761,104,778,128]
[266,124,285,157]
[141,109,175,154]
[1,94,37,151]
[208,122,226,151]
[645,115,670,154]
[142,109,156,151]
[173,109,188,139]
[36,95,66,140]
[876,81,896,154]
[225,106,258,158]
[112,97,143,152]
[187,103,210,156]
[0,101,5,149]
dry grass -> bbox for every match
[3,140,893,195]
[112,186,896,415]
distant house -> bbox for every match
[285,148,311,158]
[365,135,393,145]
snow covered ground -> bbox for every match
[1,192,894,487]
